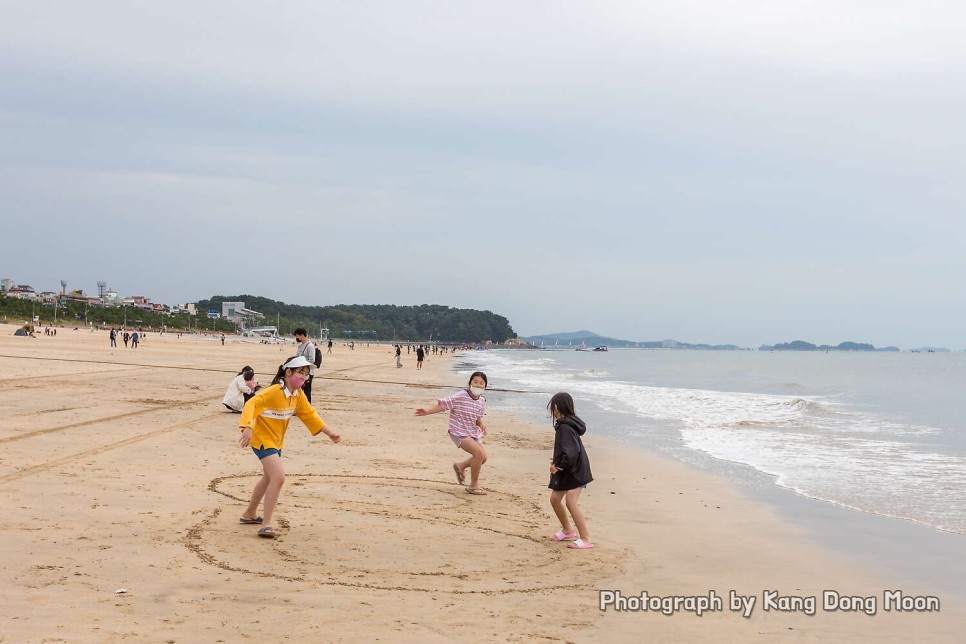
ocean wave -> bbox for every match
[682,427,966,534]
[462,349,960,534]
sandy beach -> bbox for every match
[1,325,962,642]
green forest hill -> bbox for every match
[196,296,515,343]
[1,294,517,344]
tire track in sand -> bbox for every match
[0,394,217,445]
[0,411,224,485]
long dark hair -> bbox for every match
[238,365,254,379]
[547,392,576,418]
[270,356,300,386]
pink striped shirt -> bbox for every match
[438,389,486,439]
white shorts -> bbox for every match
[450,434,482,448]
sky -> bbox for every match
[2,1,965,349]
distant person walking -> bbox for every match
[415,372,489,495]
[238,355,341,538]
[395,344,402,368]
[131,331,139,348]
[293,328,317,403]
[327,339,333,354]
[546,392,594,549]
[416,345,425,369]
[123,331,130,348]
[109,328,117,348]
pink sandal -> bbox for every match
[568,538,594,549]
[551,530,577,541]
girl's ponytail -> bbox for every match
[271,356,299,386]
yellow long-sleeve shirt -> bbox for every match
[239,383,325,450]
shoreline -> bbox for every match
[451,348,966,598]
[1,325,962,641]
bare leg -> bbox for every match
[244,454,285,527]
[565,487,591,542]
[243,472,270,519]
[550,490,572,533]
[457,439,488,489]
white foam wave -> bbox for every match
[682,427,966,534]
[466,351,961,533]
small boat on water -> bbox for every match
[592,346,608,352]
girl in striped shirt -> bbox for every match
[416,371,489,495]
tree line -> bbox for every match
[196,296,517,343]
[0,295,236,332]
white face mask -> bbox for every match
[469,387,485,397]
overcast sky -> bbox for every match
[2,1,964,348]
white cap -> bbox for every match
[282,356,312,369]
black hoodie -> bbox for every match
[549,415,593,491]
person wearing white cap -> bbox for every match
[237,355,341,538]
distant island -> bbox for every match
[758,340,900,352]
[521,331,934,352]
[521,330,743,350]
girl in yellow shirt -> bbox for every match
[238,355,341,538]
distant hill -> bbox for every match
[521,330,743,350]
[197,296,515,343]
[758,340,901,352]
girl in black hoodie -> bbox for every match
[547,392,594,549]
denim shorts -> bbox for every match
[252,445,282,460]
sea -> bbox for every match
[451,348,965,587]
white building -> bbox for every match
[222,301,245,319]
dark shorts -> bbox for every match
[252,445,282,460]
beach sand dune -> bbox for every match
[0,326,962,642]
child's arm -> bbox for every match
[238,392,264,447]
[476,417,488,435]
[294,394,338,442]
[415,403,444,416]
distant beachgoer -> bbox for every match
[546,392,594,549]
[131,331,139,348]
[415,372,489,495]
[416,345,425,369]
[223,365,261,412]
[221,334,225,346]
[110,328,117,348]
[293,328,317,403]
[238,355,341,538]
[327,339,333,354]
[123,332,130,347]
[395,344,402,368]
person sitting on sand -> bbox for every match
[415,372,490,495]
[547,392,594,549]
[223,365,261,412]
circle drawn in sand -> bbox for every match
[187,474,614,594]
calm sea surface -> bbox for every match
[454,349,966,535]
